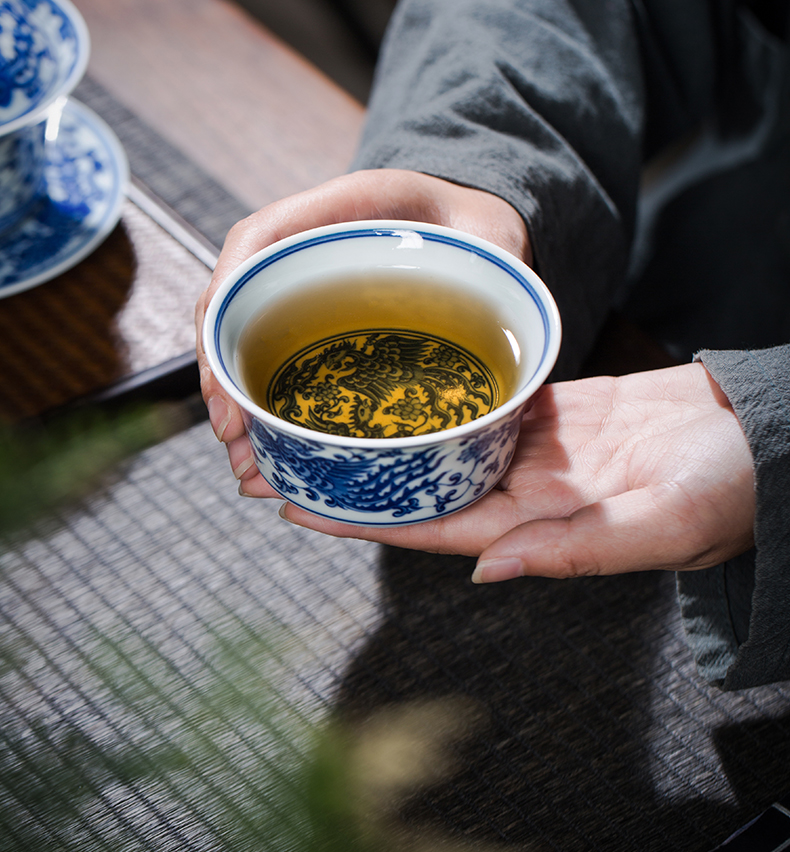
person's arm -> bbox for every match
[353,0,718,377]
[677,345,790,690]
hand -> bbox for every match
[195,168,530,492]
[277,362,756,581]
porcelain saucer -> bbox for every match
[0,96,129,298]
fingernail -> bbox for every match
[278,503,294,523]
[207,397,231,441]
[471,557,524,584]
[238,482,252,497]
[232,455,255,480]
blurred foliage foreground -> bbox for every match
[0,403,188,537]
[0,404,504,852]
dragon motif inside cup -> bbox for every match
[267,329,501,439]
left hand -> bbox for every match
[195,168,529,489]
[273,362,756,581]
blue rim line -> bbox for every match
[214,227,554,388]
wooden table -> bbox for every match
[79,0,364,214]
[0,0,363,423]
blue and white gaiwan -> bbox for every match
[203,221,561,527]
[0,0,89,234]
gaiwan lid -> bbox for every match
[0,0,89,135]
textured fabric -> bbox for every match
[352,0,790,689]
[620,11,790,362]
[354,0,643,378]
[679,347,790,690]
[74,76,252,251]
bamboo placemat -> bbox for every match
[2,419,790,851]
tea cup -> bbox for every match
[203,220,561,527]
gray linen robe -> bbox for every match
[351,0,790,688]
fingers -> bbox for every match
[195,284,246,443]
[471,480,749,583]
[472,494,662,583]
[197,359,247,443]
[227,435,281,498]
[238,474,280,499]
[277,485,524,555]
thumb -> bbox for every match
[470,484,717,583]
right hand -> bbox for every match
[279,362,756,581]
[194,168,530,495]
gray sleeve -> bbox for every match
[678,346,790,690]
[351,0,719,377]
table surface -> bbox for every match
[78,0,364,214]
[0,0,365,423]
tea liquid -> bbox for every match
[238,270,521,439]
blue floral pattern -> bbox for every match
[0,98,128,296]
[245,407,523,525]
[0,0,82,127]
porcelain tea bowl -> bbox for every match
[0,0,89,236]
[203,220,561,528]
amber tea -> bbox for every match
[238,270,522,439]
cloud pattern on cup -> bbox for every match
[245,406,522,524]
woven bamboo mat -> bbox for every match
[2,420,790,851]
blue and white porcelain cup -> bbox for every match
[0,0,90,235]
[203,221,562,527]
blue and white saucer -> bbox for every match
[0,96,128,298]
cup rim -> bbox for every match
[0,0,91,137]
[203,219,562,450]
